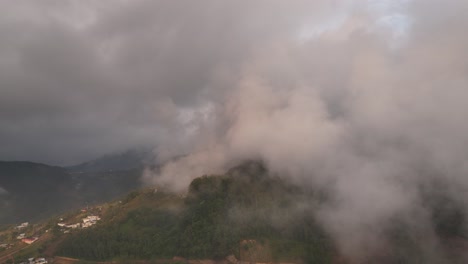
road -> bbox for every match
[0,235,48,264]
[0,244,29,263]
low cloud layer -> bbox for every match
[0,186,7,195]
[143,0,468,261]
[1,0,320,164]
[2,0,468,261]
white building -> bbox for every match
[16,222,29,229]
[82,215,101,227]
[83,215,100,223]
[66,223,81,229]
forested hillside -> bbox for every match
[54,161,468,264]
[57,162,333,263]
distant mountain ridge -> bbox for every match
[0,149,156,224]
[0,161,75,224]
[67,148,156,173]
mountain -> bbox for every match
[67,148,156,173]
[69,168,143,206]
[0,161,75,224]
[65,148,156,207]
[0,155,148,225]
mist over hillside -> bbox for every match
[53,161,468,263]
[0,161,467,263]
[67,148,156,173]
[1,0,468,262]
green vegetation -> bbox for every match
[57,162,333,263]
[3,161,468,263]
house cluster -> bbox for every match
[57,215,101,232]
[22,237,38,244]
[82,215,101,228]
[16,233,38,244]
[0,243,13,249]
[16,222,29,230]
[19,257,48,264]
[57,222,80,229]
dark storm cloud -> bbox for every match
[0,0,334,165]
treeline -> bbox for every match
[57,162,333,263]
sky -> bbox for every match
[2,0,468,261]
[0,0,411,166]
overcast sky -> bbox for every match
[0,0,412,166]
[3,1,468,260]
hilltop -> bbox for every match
[66,148,156,173]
